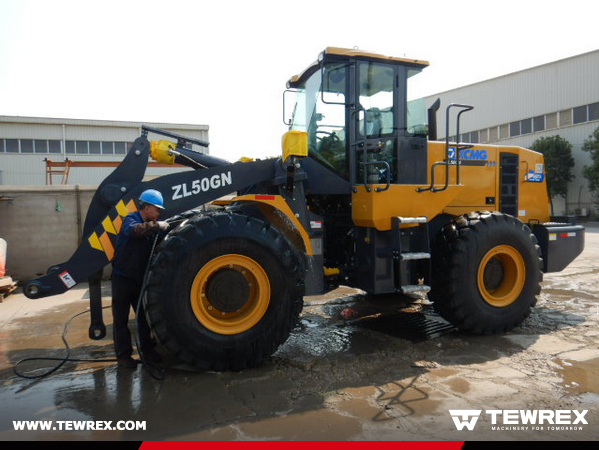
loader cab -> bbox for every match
[286,47,430,187]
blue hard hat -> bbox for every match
[139,189,165,209]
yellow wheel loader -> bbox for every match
[24,48,584,370]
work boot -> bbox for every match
[117,356,138,369]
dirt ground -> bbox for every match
[0,225,597,441]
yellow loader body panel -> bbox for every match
[352,141,551,230]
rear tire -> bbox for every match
[144,210,305,371]
[429,211,542,334]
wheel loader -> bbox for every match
[24,47,585,371]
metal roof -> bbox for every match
[288,47,429,87]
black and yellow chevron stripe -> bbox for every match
[87,199,137,261]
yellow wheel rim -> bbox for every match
[477,245,525,307]
[190,254,270,335]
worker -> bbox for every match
[111,189,169,368]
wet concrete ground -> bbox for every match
[0,226,598,441]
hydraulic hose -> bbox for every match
[13,306,117,380]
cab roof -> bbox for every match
[287,47,429,88]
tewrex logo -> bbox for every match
[450,410,588,431]
[449,410,482,431]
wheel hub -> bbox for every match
[482,258,504,291]
[206,268,250,313]
[190,254,271,335]
[477,245,525,308]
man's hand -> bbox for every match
[157,221,169,231]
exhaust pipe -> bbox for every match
[428,98,441,141]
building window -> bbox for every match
[546,112,558,129]
[469,131,479,143]
[66,141,75,154]
[6,139,19,152]
[520,118,532,134]
[49,140,62,154]
[0,139,4,152]
[89,141,101,155]
[573,105,587,124]
[21,139,34,153]
[489,127,498,141]
[533,115,545,132]
[509,121,520,137]
[590,102,599,122]
[499,124,509,139]
[34,140,48,153]
[102,142,114,154]
[560,109,572,127]
[479,129,489,143]
[115,142,127,154]
[76,141,88,154]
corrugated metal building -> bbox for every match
[424,49,599,216]
[0,116,209,186]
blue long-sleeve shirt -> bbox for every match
[112,211,161,283]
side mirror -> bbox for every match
[283,89,297,126]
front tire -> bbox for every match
[430,211,542,334]
[144,210,305,371]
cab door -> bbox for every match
[351,61,428,188]
[352,61,397,187]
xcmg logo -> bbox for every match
[449,409,588,432]
[447,147,492,167]
[447,147,488,161]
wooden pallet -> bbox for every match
[0,276,16,303]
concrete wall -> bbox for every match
[0,185,99,281]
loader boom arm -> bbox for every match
[23,128,277,300]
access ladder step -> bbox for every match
[396,216,428,224]
[400,252,431,261]
[400,285,431,295]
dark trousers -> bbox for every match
[111,274,154,359]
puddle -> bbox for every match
[556,357,599,400]
[278,323,355,358]
[275,320,393,362]
[543,288,598,301]
[374,381,442,418]
[443,377,471,394]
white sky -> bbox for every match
[1,0,597,161]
